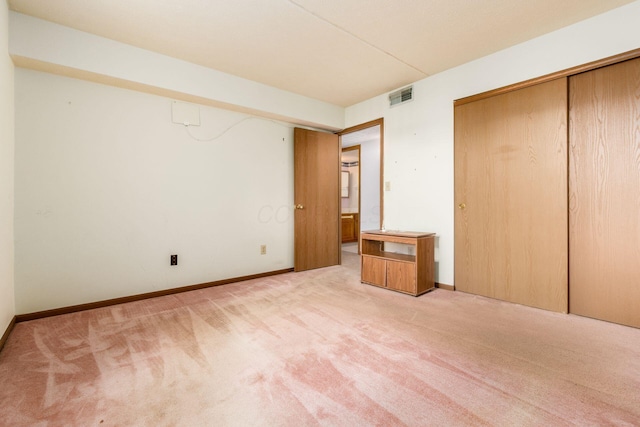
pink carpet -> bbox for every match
[1,252,639,426]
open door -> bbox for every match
[294,128,341,271]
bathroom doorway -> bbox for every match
[339,119,383,254]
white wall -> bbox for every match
[0,1,16,332]
[359,138,381,232]
[345,1,640,286]
[14,69,295,313]
[10,1,640,312]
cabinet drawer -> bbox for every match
[386,261,416,293]
[362,256,386,287]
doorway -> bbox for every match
[340,146,360,254]
[339,119,383,254]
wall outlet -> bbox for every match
[170,254,178,266]
[385,181,391,191]
[260,245,267,255]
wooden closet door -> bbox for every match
[569,58,640,328]
[454,78,568,312]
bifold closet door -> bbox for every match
[569,57,640,328]
[454,78,568,312]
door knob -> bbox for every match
[458,203,466,210]
[295,204,304,210]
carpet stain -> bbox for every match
[285,351,406,425]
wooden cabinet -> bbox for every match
[360,230,435,296]
[341,213,359,243]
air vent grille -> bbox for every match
[389,86,413,107]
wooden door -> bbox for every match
[294,128,340,271]
[454,78,568,312]
[569,58,640,328]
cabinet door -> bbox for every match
[341,216,355,242]
[569,57,640,328]
[386,261,416,294]
[454,78,568,312]
[362,256,386,287]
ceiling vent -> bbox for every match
[389,86,413,107]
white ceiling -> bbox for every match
[8,0,635,107]
[342,125,380,147]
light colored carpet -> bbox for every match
[341,243,359,254]
[1,251,639,426]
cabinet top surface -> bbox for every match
[362,230,435,238]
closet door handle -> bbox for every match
[295,204,304,210]
[458,203,466,210]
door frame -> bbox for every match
[338,118,384,233]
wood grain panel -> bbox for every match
[341,214,358,243]
[362,256,386,287]
[454,78,568,312]
[294,128,340,271]
[569,57,640,328]
[386,261,416,294]
[415,236,435,295]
